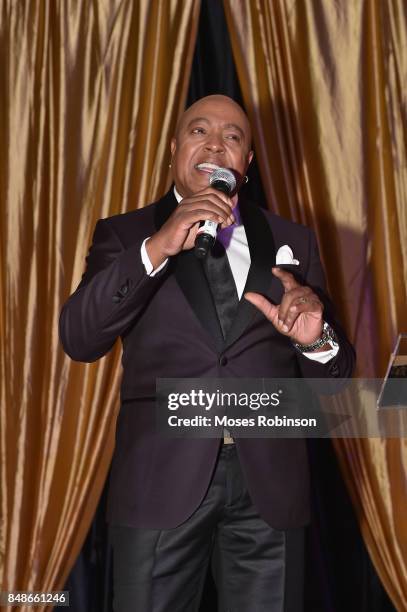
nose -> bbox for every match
[204,133,224,153]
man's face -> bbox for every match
[170,96,253,198]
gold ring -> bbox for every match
[298,297,308,304]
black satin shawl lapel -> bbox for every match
[153,190,178,228]
[154,190,224,353]
[224,199,276,349]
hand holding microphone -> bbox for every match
[145,172,235,269]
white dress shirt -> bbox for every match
[141,187,338,363]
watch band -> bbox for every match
[292,322,337,353]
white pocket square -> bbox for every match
[275,245,299,265]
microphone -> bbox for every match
[194,168,237,259]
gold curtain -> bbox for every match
[0,1,200,609]
[224,0,407,609]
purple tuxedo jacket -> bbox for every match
[59,190,355,530]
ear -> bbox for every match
[170,138,177,156]
[243,150,254,176]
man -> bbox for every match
[60,95,355,611]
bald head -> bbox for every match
[175,95,252,148]
[170,95,253,197]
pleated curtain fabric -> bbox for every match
[0,1,200,607]
[1,0,407,609]
[223,1,407,609]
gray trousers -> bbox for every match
[109,444,304,612]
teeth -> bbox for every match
[195,162,221,171]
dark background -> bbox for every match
[57,2,395,611]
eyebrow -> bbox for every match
[224,123,244,137]
[185,117,210,129]
[186,117,245,137]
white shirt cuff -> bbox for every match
[302,341,339,364]
[141,237,168,276]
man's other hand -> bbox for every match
[244,267,325,347]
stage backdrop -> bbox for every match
[0,1,406,610]
[0,1,200,610]
[223,1,407,608]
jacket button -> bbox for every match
[330,364,339,377]
[112,295,121,303]
[219,355,228,366]
[120,283,129,295]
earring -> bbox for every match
[169,163,172,168]
[243,175,249,184]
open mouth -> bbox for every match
[194,162,222,174]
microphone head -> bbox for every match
[209,167,237,195]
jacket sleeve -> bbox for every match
[295,229,356,379]
[59,218,164,363]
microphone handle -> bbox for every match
[194,179,231,259]
[194,220,218,259]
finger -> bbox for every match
[181,191,234,216]
[244,292,278,322]
[293,296,323,311]
[281,298,323,333]
[219,219,234,229]
[182,221,202,250]
[272,267,299,292]
[179,206,233,228]
[179,198,235,225]
[194,186,234,207]
[278,287,313,322]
